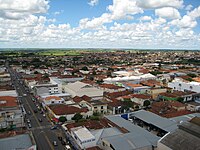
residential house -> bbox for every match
[47,104,90,121]
[42,96,65,106]
[99,84,125,93]
[168,78,200,93]
[73,95,108,114]
[118,94,152,107]
[147,88,168,99]
[70,126,96,149]
[0,96,24,129]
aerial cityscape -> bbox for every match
[0,0,200,150]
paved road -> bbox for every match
[7,65,65,150]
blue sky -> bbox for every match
[0,0,200,49]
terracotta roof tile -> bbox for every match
[0,96,18,108]
[49,104,88,115]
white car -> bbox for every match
[65,145,70,150]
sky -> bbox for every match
[0,0,200,49]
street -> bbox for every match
[7,65,65,150]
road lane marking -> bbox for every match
[43,132,54,150]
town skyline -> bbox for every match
[0,0,200,49]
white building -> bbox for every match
[42,96,65,106]
[104,73,156,83]
[71,126,96,149]
[168,78,200,93]
[63,81,103,98]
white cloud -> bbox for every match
[140,16,152,21]
[0,0,49,20]
[54,11,60,15]
[187,6,200,19]
[136,0,184,9]
[185,4,193,11]
[88,0,99,6]
[170,15,197,28]
[0,0,200,49]
[79,0,143,29]
[155,7,181,19]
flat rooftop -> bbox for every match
[72,126,95,142]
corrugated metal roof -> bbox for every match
[129,110,178,132]
[105,115,160,147]
[0,134,33,150]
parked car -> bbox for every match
[65,145,70,150]
[34,110,37,113]
[53,141,58,146]
[38,118,42,122]
[27,119,31,123]
[51,125,57,130]
[28,123,32,128]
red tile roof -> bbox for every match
[120,94,151,99]
[45,96,61,101]
[140,79,161,87]
[66,118,110,131]
[106,91,132,99]
[49,104,88,115]
[0,96,18,108]
[100,84,123,89]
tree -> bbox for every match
[177,97,184,103]
[59,116,67,123]
[187,73,197,78]
[143,100,151,107]
[72,113,83,122]
[81,66,89,71]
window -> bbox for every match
[101,106,104,109]
[179,83,182,86]
[190,86,193,89]
[94,107,97,109]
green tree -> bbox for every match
[187,73,197,78]
[58,116,67,123]
[81,66,89,71]
[143,100,151,107]
[177,97,184,103]
[72,113,83,122]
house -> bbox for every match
[150,101,191,118]
[0,96,24,129]
[158,91,194,102]
[147,88,168,99]
[63,81,104,98]
[168,78,200,93]
[99,84,125,93]
[47,104,90,120]
[140,79,162,88]
[73,96,108,114]
[186,101,200,111]
[42,95,65,106]
[121,82,151,93]
[118,94,152,107]
[70,126,96,149]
